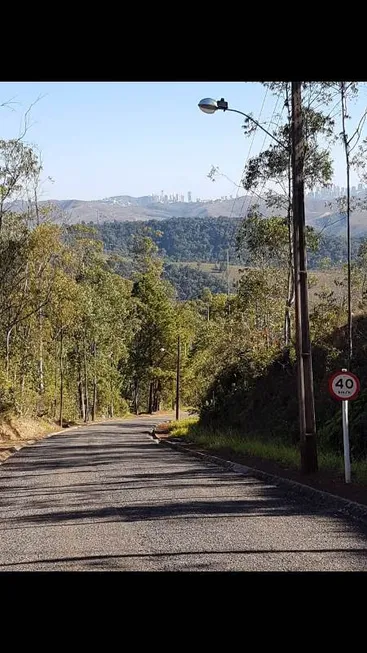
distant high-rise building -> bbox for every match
[188,191,192,202]
[180,194,185,202]
[351,186,357,195]
[358,183,363,191]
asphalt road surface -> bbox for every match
[0,416,366,571]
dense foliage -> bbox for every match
[163,263,228,300]
[95,217,245,263]
[94,217,361,270]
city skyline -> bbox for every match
[101,183,366,206]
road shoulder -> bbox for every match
[152,428,367,522]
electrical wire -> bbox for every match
[239,88,285,219]
[228,85,269,220]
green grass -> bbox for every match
[166,417,367,485]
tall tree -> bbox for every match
[238,82,337,345]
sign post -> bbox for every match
[341,399,350,483]
[328,369,360,484]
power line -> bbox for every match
[239,88,285,219]
[228,85,269,220]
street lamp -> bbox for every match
[198,98,287,150]
[198,85,318,474]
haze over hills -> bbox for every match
[7,193,367,235]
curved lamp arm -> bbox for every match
[198,97,289,152]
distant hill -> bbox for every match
[5,193,367,236]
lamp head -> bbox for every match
[198,98,218,114]
[198,97,228,114]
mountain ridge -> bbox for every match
[6,194,367,235]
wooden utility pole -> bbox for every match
[176,335,180,421]
[291,81,318,474]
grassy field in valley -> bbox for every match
[185,263,346,306]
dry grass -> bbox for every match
[0,417,61,462]
[0,410,136,463]
[184,263,347,307]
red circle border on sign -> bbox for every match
[328,370,360,401]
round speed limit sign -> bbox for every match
[328,370,360,401]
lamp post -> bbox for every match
[198,84,318,474]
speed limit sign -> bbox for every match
[328,369,360,484]
[328,370,360,401]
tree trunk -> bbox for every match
[34,188,40,226]
[20,374,25,416]
[171,377,175,410]
[148,380,154,414]
[6,328,12,382]
[92,342,97,421]
[78,355,86,421]
[59,327,64,427]
[133,379,139,415]
[53,339,58,419]
[84,338,89,423]
[38,309,44,395]
[37,304,45,417]
[109,372,114,418]
[153,380,161,412]
[36,192,44,395]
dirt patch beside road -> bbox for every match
[0,417,61,462]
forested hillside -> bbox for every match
[95,217,243,263]
[94,217,361,269]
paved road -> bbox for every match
[0,417,366,571]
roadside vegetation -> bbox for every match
[163,418,367,485]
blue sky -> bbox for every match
[1,81,366,201]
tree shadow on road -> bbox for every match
[1,430,367,570]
